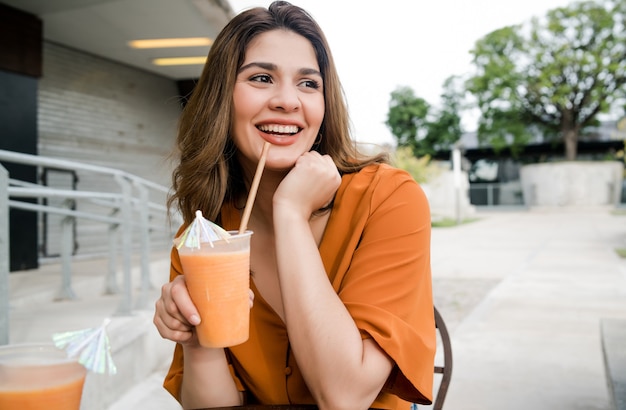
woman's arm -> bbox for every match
[272,153,394,410]
[274,210,393,410]
[155,258,243,408]
[180,346,243,409]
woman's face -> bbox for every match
[231,29,325,172]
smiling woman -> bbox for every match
[153,2,436,409]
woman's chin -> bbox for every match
[264,162,296,173]
[264,156,298,172]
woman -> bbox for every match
[153,2,435,409]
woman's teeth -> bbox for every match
[257,124,299,135]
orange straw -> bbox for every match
[239,141,271,234]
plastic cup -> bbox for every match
[0,343,87,410]
[178,230,253,348]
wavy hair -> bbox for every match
[168,1,388,224]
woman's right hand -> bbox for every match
[153,274,201,346]
[154,275,256,345]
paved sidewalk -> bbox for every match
[7,207,626,410]
[429,206,626,410]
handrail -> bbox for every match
[0,149,179,345]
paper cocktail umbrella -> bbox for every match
[175,210,232,249]
[52,318,117,375]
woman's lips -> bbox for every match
[256,123,303,146]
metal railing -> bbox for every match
[0,149,180,345]
[468,181,525,207]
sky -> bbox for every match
[228,0,577,146]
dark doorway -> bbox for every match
[0,70,39,271]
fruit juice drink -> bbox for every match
[178,231,252,348]
[0,344,87,410]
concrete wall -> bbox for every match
[38,42,181,184]
[37,42,183,257]
[422,170,476,220]
[520,161,624,207]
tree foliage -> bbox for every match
[385,77,463,158]
[466,0,626,160]
[391,146,442,184]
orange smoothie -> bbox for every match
[178,231,252,348]
[0,344,87,410]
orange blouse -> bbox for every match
[163,163,436,409]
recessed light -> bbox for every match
[129,37,213,49]
[152,57,207,66]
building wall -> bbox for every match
[38,42,181,184]
[37,42,183,257]
[520,161,624,207]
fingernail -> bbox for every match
[190,314,200,325]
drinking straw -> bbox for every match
[239,141,271,234]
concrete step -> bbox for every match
[107,368,181,410]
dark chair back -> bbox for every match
[433,306,453,410]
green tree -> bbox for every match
[391,146,442,184]
[385,86,430,156]
[466,0,626,160]
[386,78,463,157]
[428,76,465,150]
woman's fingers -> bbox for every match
[169,276,201,325]
[153,308,194,343]
[274,151,340,215]
[153,275,200,343]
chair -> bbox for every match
[433,306,453,410]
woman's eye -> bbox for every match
[250,74,272,83]
[301,79,321,89]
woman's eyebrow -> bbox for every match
[299,67,322,77]
[238,62,321,78]
[238,61,276,73]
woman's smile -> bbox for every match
[256,121,305,146]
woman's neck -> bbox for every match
[242,167,284,232]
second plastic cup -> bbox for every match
[0,343,87,410]
[178,230,253,348]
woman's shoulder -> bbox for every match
[338,163,425,207]
[342,163,417,190]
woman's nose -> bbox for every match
[269,84,301,112]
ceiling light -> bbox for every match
[152,57,207,66]
[128,37,213,49]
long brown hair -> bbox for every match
[169,1,388,224]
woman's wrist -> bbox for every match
[180,344,239,406]
[272,201,312,225]
[182,343,227,365]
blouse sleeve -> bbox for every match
[324,165,436,404]
[162,243,185,401]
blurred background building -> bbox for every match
[1,0,234,271]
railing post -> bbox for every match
[0,165,10,345]
[114,175,133,315]
[56,214,77,300]
[104,208,120,295]
[134,182,152,309]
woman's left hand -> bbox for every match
[273,151,341,218]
